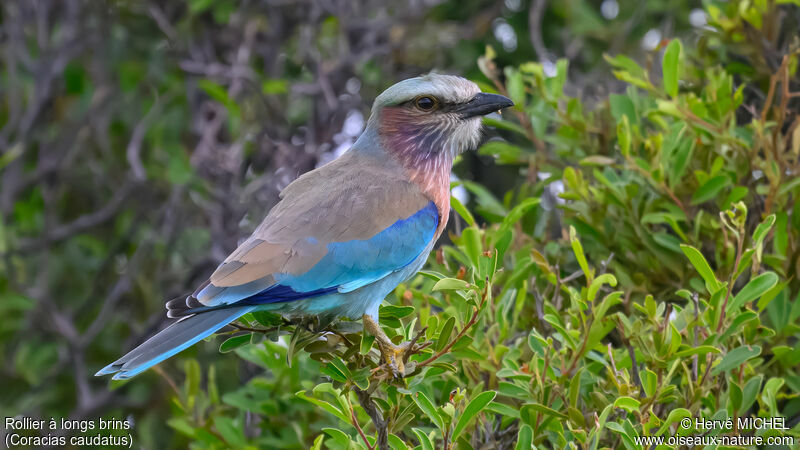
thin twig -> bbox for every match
[355,388,388,450]
[418,285,489,368]
[347,396,374,450]
[153,365,181,397]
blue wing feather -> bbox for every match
[244,201,438,304]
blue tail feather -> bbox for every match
[96,306,254,380]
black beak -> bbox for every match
[456,93,514,118]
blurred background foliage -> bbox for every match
[1,0,799,449]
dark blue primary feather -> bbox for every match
[240,284,338,305]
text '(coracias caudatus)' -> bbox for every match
[96,74,513,380]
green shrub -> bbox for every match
[161,1,800,449]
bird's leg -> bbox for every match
[362,314,421,378]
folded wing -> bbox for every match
[168,151,439,317]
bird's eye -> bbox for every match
[414,96,438,111]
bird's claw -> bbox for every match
[382,343,405,377]
[362,314,429,378]
[380,341,414,378]
[377,330,429,378]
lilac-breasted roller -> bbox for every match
[96,74,513,380]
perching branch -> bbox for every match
[355,387,388,450]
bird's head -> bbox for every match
[363,74,514,162]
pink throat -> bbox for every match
[378,107,453,234]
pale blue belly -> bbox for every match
[256,245,430,322]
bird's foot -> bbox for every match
[378,340,413,378]
[363,314,429,378]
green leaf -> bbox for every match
[752,214,776,246]
[668,137,695,187]
[580,155,616,166]
[515,424,533,450]
[569,226,593,282]
[762,377,784,414]
[482,117,529,136]
[741,375,763,414]
[295,390,350,423]
[167,146,194,185]
[718,311,758,342]
[691,175,730,205]
[197,79,241,118]
[604,53,647,80]
[613,396,640,413]
[380,305,416,319]
[327,358,352,380]
[208,365,219,405]
[486,401,521,419]
[662,39,682,97]
[728,272,778,311]
[322,428,352,446]
[653,232,682,253]
[499,198,541,235]
[521,402,568,420]
[680,244,721,293]
[553,59,569,96]
[432,278,470,292]
[729,381,743,411]
[450,195,476,227]
[543,314,577,348]
[594,292,623,323]
[360,333,375,355]
[214,417,247,448]
[412,391,445,431]
[452,391,496,439]
[640,369,657,398]
[655,408,691,436]
[587,273,617,303]
[261,78,288,94]
[388,434,409,450]
[752,214,775,264]
[479,141,524,164]
[167,418,197,438]
[412,428,434,450]
[460,180,507,220]
[184,359,201,400]
[461,227,482,266]
[320,360,348,383]
[712,345,761,375]
[569,368,583,407]
[605,421,636,447]
[505,67,525,106]
[436,316,456,352]
[189,0,213,13]
[616,115,631,157]
[219,334,251,353]
[610,94,636,123]
[674,345,721,358]
[528,330,547,356]
[250,310,284,327]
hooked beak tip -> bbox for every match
[457,93,514,118]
